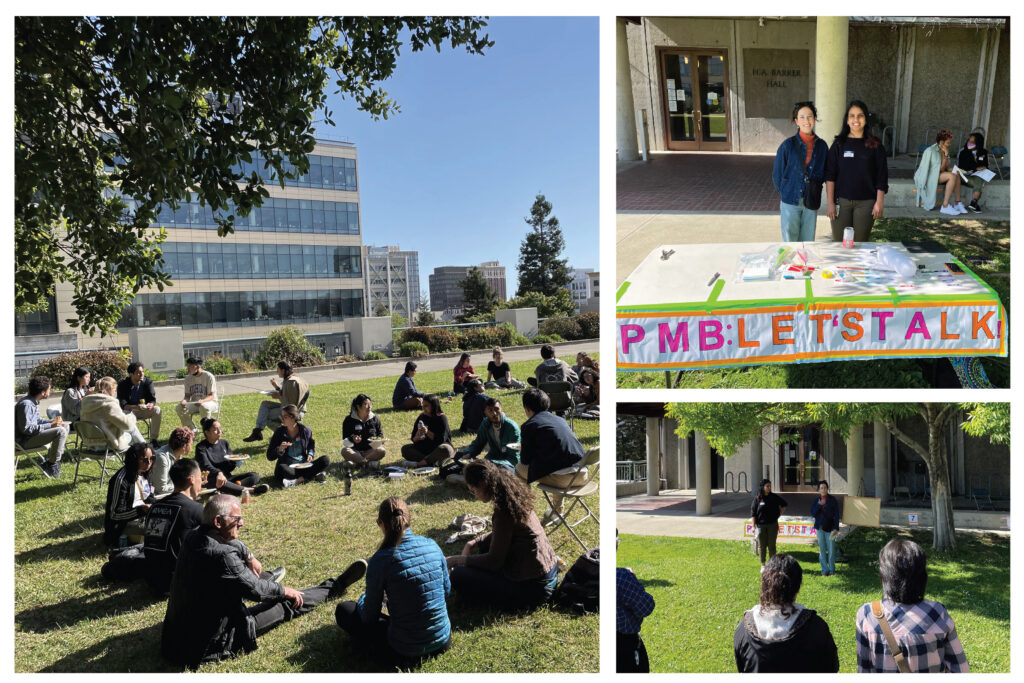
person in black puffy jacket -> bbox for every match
[734,553,838,673]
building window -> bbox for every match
[236,152,357,191]
[15,295,59,336]
[160,243,362,279]
[148,195,360,235]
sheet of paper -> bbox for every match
[971,168,996,182]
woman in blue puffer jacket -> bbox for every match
[772,101,828,242]
[336,496,451,667]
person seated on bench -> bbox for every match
[957,132,989,213]
[15,375,69,479]
[516,388,585,525]
[399,394,455,468]
[457,397,521,473]
[392,362,425,411]
[195,418,269,500]
[161,493,367,670]
[528,344,578,387]
[914,129,967,216]
[244,360,309,443]
[103,441,157,547]
[341,394,386,467]
[81,376,148,449]
[151,427,196,496]
[335,497,451,668]
[61,366,94,427]
[458,379,490,434]
[267,404,330,486]
[117,362,163,447]
[446,460,559,611]
[485,347,525,389]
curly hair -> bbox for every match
[935,128,953,144]
[167,426,195,452]
[377,496,411,552]
[759,553,803,618]
[464,459,534,524]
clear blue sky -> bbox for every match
[316,16,599,304]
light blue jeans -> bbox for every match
[780,198,818,242]
[816,528,837,574]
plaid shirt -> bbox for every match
[617,568,655,634]
[856,598,969,672]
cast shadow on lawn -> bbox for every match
[640,578,675,588]
[15,533,106,565]
[40,512,105,540]
[38,623,172,673]
[13,478,75,504]
[405,483,474,507]
[284,622,434,673]
[16,582,164,634]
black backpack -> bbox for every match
[551,546,599,613]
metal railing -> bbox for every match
[616,460,648,482]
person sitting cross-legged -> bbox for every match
[446,460,559,611]
[15,375,69,479]
[161,493,368,670]
[392,362,425,411]
[341,394,386,468]
[485,346,525,389]
[266,404,330,487]
[527,344,578,387]
[458,379,490,433]
[399,394,455,468]
[449,397,521,485]
[195,418,269,500]
[336,497,451,668]
[244,360,309,443]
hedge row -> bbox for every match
[399,315,598,354]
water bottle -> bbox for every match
[842,226,854,248]
[344,466,353,496]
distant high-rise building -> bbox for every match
[477,261,507,301]
[429,266,470,315]
[365,246,420,318]
[570,268,595,312]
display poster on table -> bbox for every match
[744,517,818,540]
[618,302,1006,370]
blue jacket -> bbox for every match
[811,495,840,532]
[392,374,423,408]
[772,133,827,206]
[358,530,451,658]
[15,394,52,444]
[520,410,585,482]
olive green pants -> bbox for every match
[829,197,876,243]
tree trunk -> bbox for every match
[926,419,957,551]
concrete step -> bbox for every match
[886,177,1009,209]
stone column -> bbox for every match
[646,417,660,496]
[847,424,864,496]
[695,431,712,515]
[873,420,889,503]
[616,17,640,161]
[814,17,850,143]
[749,432,763,494]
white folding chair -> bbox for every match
[72,420,127,488]
[537,446,600,552]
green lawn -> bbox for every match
[618,528,1009,673]
[14,355,599,673]
[617,217,1010,389]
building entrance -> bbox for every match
[779,425,823,491]
[658,49,730,151]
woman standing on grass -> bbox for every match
[751,479,787,572]
[446,459,559,610]
[856,538,968,672]
[335,497,451,667]
[267,404,330,486]
[772,101,828,242]
[400,394,455,468]
[734,553,839,672]
[195,418,268,499]
[824,99,889,242]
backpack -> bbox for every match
[550,546,599,613]
[438,459,465,480]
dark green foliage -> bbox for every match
[516,194,572,297]
[254,325,326,370]
[532,334,563,344]
[785,358,929,388]
[459,267,499,321]
[15,17,493,335]
[615,414,646,462]
[361,350,387,361]
[415,290,435,326]
[400,327,460,353]
[30,349,130,388]
[455,325,516,351]
[500,289,576,318]
[539,316,582,340]
[400,341,430,358]
[201,357,234,376]
[575,312,599,339]
[335,354,359,364]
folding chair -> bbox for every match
[267,389,310,433]
[14,440,51,476]
[971,487,995,511]
[537,446,600,552]
[990,145,1008,179]
[72,420,126,488]
[539,381,576,431]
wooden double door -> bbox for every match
[659,48,730,151]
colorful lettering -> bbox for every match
[698,320,724,350]
[841,312,863,341]
[872,311,894,340]
[621,324,645,354]
[737,317,759,348]
[809,313,831,344]
[905,312,931,340]
[658,322,689,354]
[972,311,995,339]
[772,314,794,345]
[940,311,959,340]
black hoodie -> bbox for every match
[734,606,839,673]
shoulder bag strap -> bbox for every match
[871,600,912,673]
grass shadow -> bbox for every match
[14,479,76,504]
[17,582,164,634]
[640,578,675,588]
[284,622,428,673]
[15,534,107,565]
[40,513,105,540]
[36,623,176,673]
[404,483,473,506]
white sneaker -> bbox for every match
[939,205,959,216]
[282,478,298,488]
[955,202,968,214]
[760,566,765,574]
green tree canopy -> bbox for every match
[16,16,492,335]
[515,194,571,297]
[459,267,499,321]
[415,290,435,326]
[499,288,575,318]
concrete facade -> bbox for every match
[570,268,595,313]
[478,261,508,302]
[366,245,420,319]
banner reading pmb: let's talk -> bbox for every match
[617,303,1006,370]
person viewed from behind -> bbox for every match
[341,394,386,468]
[457,397,521,473]
[244,360,309,442]
[773,101,828,242]
[161,493,367,669]
[517,388,586,524]
[176,357,218,430]
[734,553,839,672]
[103,441,156,547]
[141,457,206,594]
[957,132,989,213]
[751,479,787,572]
[61,366,94,426]
[195,418,269,499]
[447,460,559,611]
[913,129,966,216]
[392,361,425,411]
[400,394,455,468]
[811,480,840,576]
[458,379,490,433]
[824,99,889,242]
[529,344,578,387]
[453,353,479,395]
[336,497,451,667]
[267,404,330,486]
[16,375,69,478]
[117,362,163,447]
[856,538,968,672]
[151,426,195,496]
[485,347,525,389]
[81,376,148,449]
[617,530,655,673]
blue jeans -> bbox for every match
[816,528,837,574]
[780,198,817,242]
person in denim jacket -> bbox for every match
[772,101,827,242]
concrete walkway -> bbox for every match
[37,340,600,411]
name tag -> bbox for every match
[844,150,855,158]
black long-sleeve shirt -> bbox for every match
[824,136,889,201]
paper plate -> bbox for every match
[292,462,314,469]
[225,454,250,461]
[412,467,438,476]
